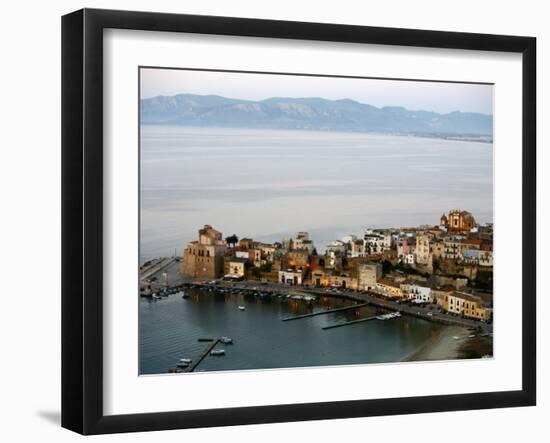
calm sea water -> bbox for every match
[139,289,443,375]
[140,126,493,262]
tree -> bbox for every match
[225,234,239,248]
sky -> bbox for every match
[140,67,494,115]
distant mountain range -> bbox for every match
[140,94,493,136]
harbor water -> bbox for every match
[139,288,445,374]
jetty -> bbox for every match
[187,338,221,372]
[281,303,369,321]
[322,315,378,330]
[140,256,177,282]
[322,312,401,330]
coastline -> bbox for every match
[401,325,470,362]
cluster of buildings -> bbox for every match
[181,209,493,322]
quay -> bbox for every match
[186,337,221,373]
[281,303,369,321]
[140,256,177,282]
[322,315,378,330]
[140,259,492,334]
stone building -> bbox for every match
[181,225,227,279]
[358,263,382,290]
[415,234,432,265]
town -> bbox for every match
[160,209,493,325]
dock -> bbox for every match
[322,315,378,330]
[140,256,177,282]
[281,303,369,321]
[186,338,221,372]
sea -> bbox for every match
[140,125,493,262]
[139,288,443,374]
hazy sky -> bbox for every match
[140,68,493,115]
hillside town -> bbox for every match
[179,209,493,323]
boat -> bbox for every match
[238,306,246,311]
[177,362,189,368]
[181,292,189,299]
[198,337,214,342]
[210,349,226,356]
[220,336,233,344]
[453,336,462,340]
[179,358,192,364]
[376,312,401,320]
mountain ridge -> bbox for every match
[140,93,493,136]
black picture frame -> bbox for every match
[62,8,537,435]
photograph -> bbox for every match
[138,67,494,375]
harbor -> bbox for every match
[138,254,493,375]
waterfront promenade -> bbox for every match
[141,260,493,334]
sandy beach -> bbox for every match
[401,325,471,362]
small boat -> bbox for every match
[177,362,189,368]
[220,336,233,344]
[179,358,192,364]
[468,334,476,338]
[376,312,401,320]
[181,292,189,299]
[210,349,225,356]
[238,306,246,311]
[453,336,462,340]
[198,337,214,342]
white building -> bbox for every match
[479,250,493,267]
[403,253,415,265]
[278,269,303,285]
[325,240,347,257]
[291,232,315,253]
[401,283,433,303]
[364,233,385,255]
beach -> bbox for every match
[401,325,471,362]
